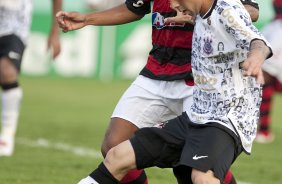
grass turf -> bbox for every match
[0,76,281,183]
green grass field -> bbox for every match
[0,76,281,184]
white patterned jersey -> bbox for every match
[189,0,272,154]
[0,0,33,43]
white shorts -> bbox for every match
[112,75,194,128]
[262,19,282,82]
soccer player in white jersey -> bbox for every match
[76,0,272,183]
[57,1,258,183]
[0,0,62,156]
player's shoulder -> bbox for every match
[215,0,247,16]
[216,0,242,8]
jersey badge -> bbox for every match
[203,37,213,55]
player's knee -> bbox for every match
[0,57,18,83]
[191,169,220,184]
[105,146,125,164]
[104,147,119,167]
[101,118,139,157]
[106,143,128,164]
[104,143,134,172]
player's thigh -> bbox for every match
[101,117,138,156]
[131,127,184,169]
[182,87,194,113]
[130,114,191,169]
[178,125,241,183]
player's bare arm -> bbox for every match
[241,39,272,84]
[48,0,62,59]
[56,4,143,33]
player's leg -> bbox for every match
[176,123,242,184]
[256,71,275,143]
[101,85,148,184]
[274,78,282,92]
[101,118,148,184]
[80,113,188,184]
[222,170,237,184]
[192,169,220,184]
[101,80,182,184]
[0,34,24,156]
[79,140,136,184]
[173,161,237,184]
[177,94,237,184]
[258,19,282,143]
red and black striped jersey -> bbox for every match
[274,0,282,19]
[125,0,259,81]
[126,0,194,81]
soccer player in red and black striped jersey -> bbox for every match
[57,0,259,183]
[256,0,282,143]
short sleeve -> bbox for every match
[218,5,271,55]
[240,0,259,10]
[125,0,151,15]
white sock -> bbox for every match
[0,87,23,142]
[78,176,99,184]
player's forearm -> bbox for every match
[249,39,272,60]
[51,0,63,33]
[84,4,144,26]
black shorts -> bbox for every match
[130,113,242,183]
[0,34,25,71]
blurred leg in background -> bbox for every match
[0,0,61,156]
[257,0,282,143]
[0,35,24,156]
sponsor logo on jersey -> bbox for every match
[152,12,165,29]
[152,12,185,29]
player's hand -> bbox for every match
[164,9,195,25]
[56,11,86,32]
[241,40,272,85]
[47,31,61,59]
[165,0,195,25]
[241,62,265,85]
[241,52,265,85]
